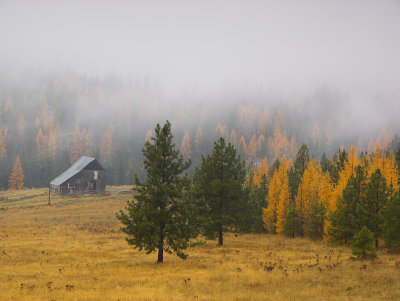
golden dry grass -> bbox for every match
[1,187,400,300]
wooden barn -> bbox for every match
[50,156,105,195]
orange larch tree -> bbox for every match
[145,130,152,143]
[70,126,81,163]
[256,134,265,154]
[16,114,25,139]
[331,145,359,212]
[263,169,280,233]
[229,129,238,148]
[0,127,7,159]
[276,161,290,234]
[311,122,321,147]
[195,126,203,153]
[100,123,115,163]
[253,156,269,188]
[36,128,47,161]
[216,122,228,140]
[8,155,24,190]
[239,135,247,155]
[180,131,192,159]
[263,155,290,234]
[247,134,257,161]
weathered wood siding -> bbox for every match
[50,170,105,195]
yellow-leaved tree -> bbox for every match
[100,123,115,163]
[247,134,257,161]
[263,155,289,234]
[229,129,238,148]
[180,131,192,159]
[195,126,203,153]
[253,156,268,188]
[331,145,359,212]
[0,127,7,159]
[8,155,24,190]
[368,148,399,191]
[295,159,333,236]
[36,128,47,161]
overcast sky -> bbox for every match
[1,0,400,96]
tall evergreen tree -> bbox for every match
[351,226,377,259]
[328,165,367,244]
[383,191,400,252]
[309,203,327,239]
[329,148,348,185]
[289,143,310,201]
[116,121,198,263]
[194,137,246,246]
[283,204,302,238]
[238,172,265,233]
[357,169,389,248]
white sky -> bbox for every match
[1,0,400,96]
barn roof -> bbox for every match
[50,156,101,186]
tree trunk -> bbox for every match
[375,239,378,249]
[218,226,223,246]
[157,245,163,263]
[157,230,164,263]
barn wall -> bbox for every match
[51,170,106,195]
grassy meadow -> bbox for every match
[1,187,400,301]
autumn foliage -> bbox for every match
[8,155,24,190]
[260,144,399,245]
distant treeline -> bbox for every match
[0,69,399,189]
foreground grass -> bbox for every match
[1,187,400,300]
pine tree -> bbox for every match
[383,191,400,252]
[8,155,24,190]
[351,226,377,259]
[194,137,246,245]
[283,205,302,238]
[239,172,266,233]
[327,165,367,244]
[309,203,327,239]
[357,169,389,248]
[116,121,197,263]
[289,144,310,201]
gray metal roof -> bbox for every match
[50,156,96,186]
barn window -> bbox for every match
[94,171,98,180]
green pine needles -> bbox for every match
[116,121,198,263]
[351,226,377,260]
